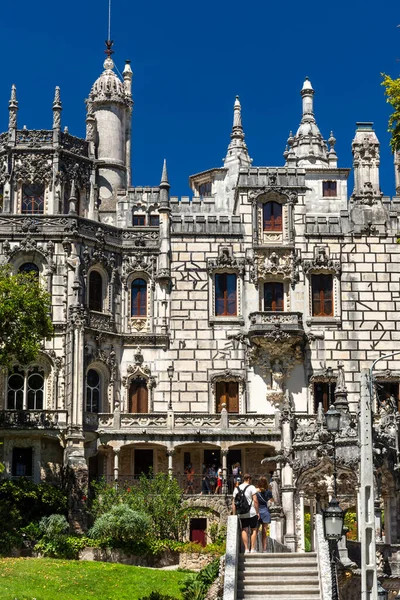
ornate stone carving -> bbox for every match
[13,153,53,184]
[207,246,245,275]
[303,246,341,275]
[122,362,156,390]
[122,252,156,283]
[82,245,117,276]
[16,130,53,146]
[58,156,91,188]
[250,250,300,289]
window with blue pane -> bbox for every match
[215,273,237,316]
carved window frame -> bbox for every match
[87,266,109,314]
[257,193,288,245]
[305,248,341,326]
[210,371,246,414]
[85,362,111,414]
[208,247,244,326]
[126,272,152,333]
[122,366,155,413]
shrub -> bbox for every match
[89,504,151,544]
[180,558,220,600]
[35,534,87,560]
[39,514,69,537]
[0,479,67,555]
[91,474,186,541]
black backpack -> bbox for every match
[234,484,252,514]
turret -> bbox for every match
[86,41,132,211]
[284,78,335,168]
[122,60,133,187]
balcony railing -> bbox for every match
[87,411,277,432]
[0,410,68,429]
[248,311,305,344]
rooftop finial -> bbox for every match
[9,84,18,110]
[160,159,170,188]
[52,86,62,130]
[224,95,251,166]
[8,84,18,132]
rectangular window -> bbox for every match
[264,282,284,311]
[216,381,239,413]
[314,382,336,412]
[263,202,282,231]
[312,274,333,317]
[215,273,237,316]
[323,181,337,197]
[149,215,160,226]
[12,447,33,477]
[376,381,400,411]
[133,215,146,226]
[198,182,212,197]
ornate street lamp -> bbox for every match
[377,581,388,600]
[167,364,174,410]
[323,498,345,600]
[325,404,341,434]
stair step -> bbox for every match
[239,559,318,568]
[237,596,320,600]
[237,587,320,596]
[239,575,319,583]
[239,568,318,576]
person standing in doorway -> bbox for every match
[232,473,260,553]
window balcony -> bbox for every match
[0,410,68,429]
[248,311,305,346]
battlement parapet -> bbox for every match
[170,195,216,212]
[305,215,343,236]
[238,166,307,189]
[171,214,242,236]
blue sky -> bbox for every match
[1,0,399,197]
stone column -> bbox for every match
[113,447,121,487]
[375,500,383,542]
[281,410,296,551]
[356,485,361,541]
[299,491,305,552]
[269,506,284,544]
[221,448,229,494]
[167,448,175,478]
[309,497,315,551]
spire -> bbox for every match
[123,60,133,97]
[224,96,251,167]
[52,86,62,130]
[284,78,332,168]
[160,159,170,189]
[8,84,18,132]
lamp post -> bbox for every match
[323,403,343,600]
[167,364,174,410]
[377,581,388,600]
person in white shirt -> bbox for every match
[232,473,260,553]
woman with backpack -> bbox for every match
[232,473,260,553]
[256,476,273,552]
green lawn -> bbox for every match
[0,558,191,600]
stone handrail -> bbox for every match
[315,513,332,600]
[223,515,239,600]
[93,412,277,431]
[0,410,68,429]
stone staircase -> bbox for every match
[237,551,321,600]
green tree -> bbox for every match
[382,74,400,151]
[0,265,53,366]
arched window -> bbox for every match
[264,282,284,312]
[22,184,44,215]
[27,367,44,410]
[19,263,39,277]
[88,271,103,312]
[7,366,44,410]
[86,369,100,413]
[311,274,333,317]
[215,273,237,316]
[263,202,282,231]
[129,379,148,413]
[131,279,147,317]
[133,213,146,226]
[7,367,24,410]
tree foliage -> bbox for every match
[0,265,54,366]
[89,504,151,543]
[382,74,400,152]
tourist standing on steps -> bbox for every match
[232,473,260,553]
[256,476,273,552]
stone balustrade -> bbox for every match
[0,410,68,429]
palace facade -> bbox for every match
[1,45,400,552]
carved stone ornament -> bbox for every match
[122,252,156,283]
[303,246,341,275]
[13,153,53,185]
[247,187,296,204]
[250,250,300,288]
[0,158,9,184]
[122,362,156,390]
[207,246,245,275]
[82,245,117,276]
[57,156,91,189]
